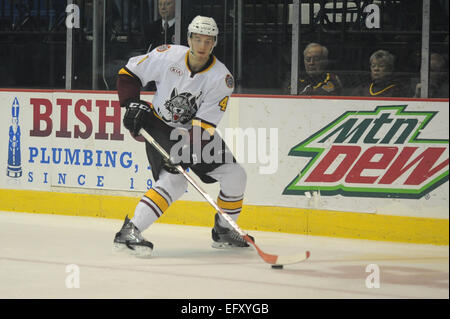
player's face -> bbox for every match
[304,46,326,76]
[189,34,215,59]
[159,0,175,20]
[370,58,391,80]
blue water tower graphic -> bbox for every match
[7,97,22,178]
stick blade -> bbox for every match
[244,235,310,265]
[275,250,310,265]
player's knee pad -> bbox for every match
[228,163,247,196]
[208,163,247,197]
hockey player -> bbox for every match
[113,16,253,256]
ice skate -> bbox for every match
[113,215,154,257]
[211,213,254,248]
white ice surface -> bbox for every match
[0,211,448,299]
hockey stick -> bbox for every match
[139,128,310,265]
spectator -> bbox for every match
[143,0,176,53]
[295,43,343,96]
[414,53,449,98]
[352,50,410,97]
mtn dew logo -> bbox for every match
[283,105,449,199]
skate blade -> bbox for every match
[113,243,153,258]
[211,241,251,249]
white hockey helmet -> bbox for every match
[187,15,219,47]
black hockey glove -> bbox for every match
[123,99,152,136]
[162,157,181,174]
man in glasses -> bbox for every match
[297,43,343,96]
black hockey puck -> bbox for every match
[271,264,283,269]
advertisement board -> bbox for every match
[1,91,448,220]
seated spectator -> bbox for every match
[352,50,410,97]
[296,43,343,96]
[414,53,449,98]
[143,0,176,53]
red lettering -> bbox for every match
[74,99,93,139]
[30,98,52,137]
[95,100,124,140]
[55,98,72,138]
[29,98,126,141]
[305,145,361,183]
[380,147,449,185]
[346,146,398,184]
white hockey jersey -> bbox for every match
[122,44,234,132]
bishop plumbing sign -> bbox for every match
[283,105,449,199]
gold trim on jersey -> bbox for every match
[369,82,396,96]
[118,68,133,77]
[313,73,331,89]
[198,56,216,74]
[192,119,216,135]
[137,55,149,65]
[185,51,216,75]
[149,103,164,121]
[118,67,144,87]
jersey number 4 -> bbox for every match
[219,96,229,112]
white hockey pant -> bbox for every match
[131,163,247,231]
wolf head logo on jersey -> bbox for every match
[164,88,202,124]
